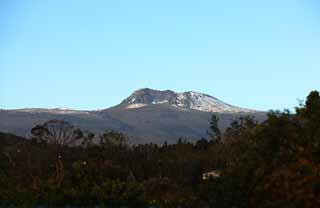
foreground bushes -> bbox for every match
[0,91,320,207]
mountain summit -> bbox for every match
[120,88,254,113]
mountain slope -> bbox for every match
[0,89,265,143]
[119,88,255,113]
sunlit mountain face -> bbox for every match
[120,88,255,113]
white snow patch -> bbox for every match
[126,103,148,109]
[14,108,90,114]
[154,100,169,104]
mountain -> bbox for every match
[0,89,266,144]
[119,88,255,113]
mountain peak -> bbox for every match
[132,88,175,95]
[120,89,255,113]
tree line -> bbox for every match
[0,91,319,207]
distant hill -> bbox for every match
[0,88,266,144]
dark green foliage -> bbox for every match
[208,114,221,141]
[0,91,320,207]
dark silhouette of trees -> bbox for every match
[100,130,128,147]
[31,120,83,146]
[0,91,320,207]
[208,114,221,142]
[31,120,84,188]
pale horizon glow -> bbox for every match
[1,0,320,111]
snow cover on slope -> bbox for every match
[126,103,148,109]
[12,108,90,114]
[176,92,253,113]
[122,88,255,113]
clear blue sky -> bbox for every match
[1,0,319,111]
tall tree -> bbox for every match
[31,120,83,187]
[208,114,221,142]
[31,120,83,146]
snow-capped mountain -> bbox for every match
[120,88,254,113]
[0,88,264,143]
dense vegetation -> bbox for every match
[0,91,320,207]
